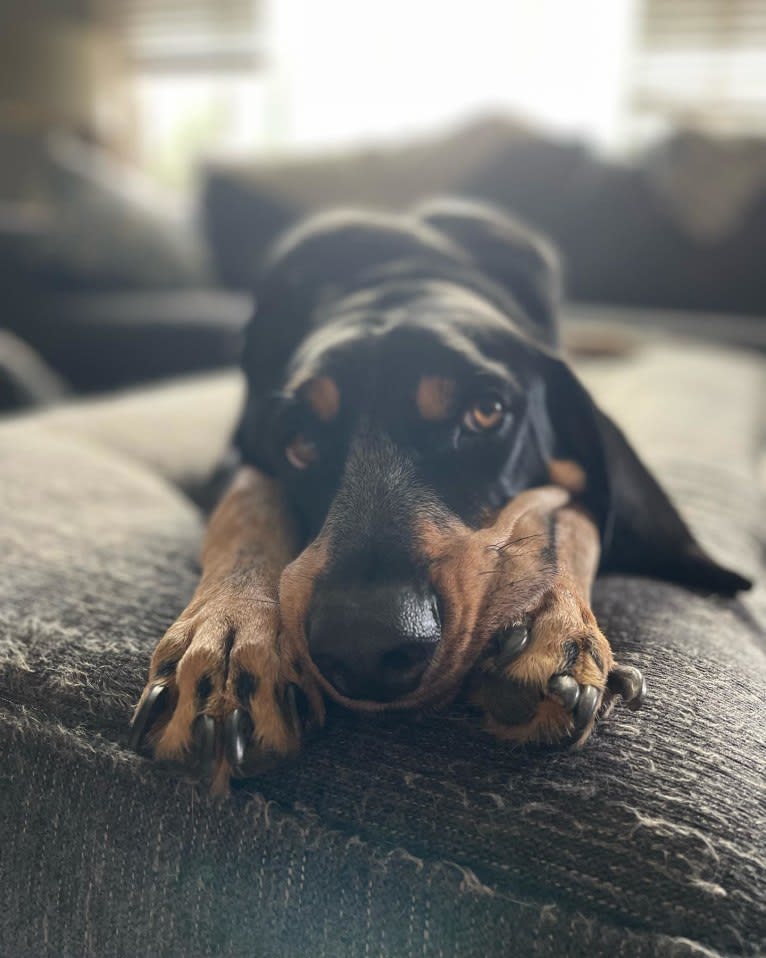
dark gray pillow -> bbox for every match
[4,133,211,290]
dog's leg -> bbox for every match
[129,466,323,790]
[466,500,645,746]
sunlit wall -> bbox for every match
[265,0,639,151]
[134,0,639,184]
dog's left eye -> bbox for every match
[285,434,319,469]
[462,395,506,433]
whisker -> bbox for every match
[492,532,547,555]
[476,568,551,581]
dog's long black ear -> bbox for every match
[417,198,562,348]
[537,353,751,595]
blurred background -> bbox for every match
[1,0,765,410]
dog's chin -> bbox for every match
[304,647,449,713]
[311,672,427,712]
[313,654,431,705]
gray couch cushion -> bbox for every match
[0,338,764,957]
[3,289,248,397]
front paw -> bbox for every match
[129,596,324,790]
[467,595,645,747]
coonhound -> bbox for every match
[129,199,750,791]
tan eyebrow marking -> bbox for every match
[416,376,457,421]
[302,376,341,422]
[548,458,587,494]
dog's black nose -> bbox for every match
[308,584,441,702]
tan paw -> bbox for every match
[467,589,645,747]
[129,594,324,791]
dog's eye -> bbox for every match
[462,395,506,433]
[285,434,319,469]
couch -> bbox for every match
[0,327,764,957]
[0,132,247,405]
[203,118,766,317]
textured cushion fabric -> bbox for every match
[9,368,244,501]
[0,338,764,957]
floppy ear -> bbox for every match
[537,354,751,595]
[416,197,562,347]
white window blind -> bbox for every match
[122,0,262,72]
[632,0,766,130]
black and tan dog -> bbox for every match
[130,200,750,791]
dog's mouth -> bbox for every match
[313,643,436,703]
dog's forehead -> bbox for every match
[284,281,519,419]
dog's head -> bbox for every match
[236,200,749,708]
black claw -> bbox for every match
[607,666,647,711]
[496,624,529,668]
[224,708,254,769]
[548,674,581,712]
[192,714,217,780]
[128,684,168,752]
[573,685,600,730]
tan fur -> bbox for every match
[415,376,457,421]
[415,487,569,705]
[303,376,341,422]
[468,504,614,745]
[547,458,587,494]
[134,467,322,791]
[278,538,330,642]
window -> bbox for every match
[124,0,265,186]
[123,0,262,73]
[631,0,766,134]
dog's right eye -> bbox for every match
[285,434,319,470]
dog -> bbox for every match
[129,199,750,791]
